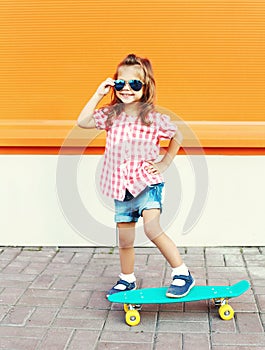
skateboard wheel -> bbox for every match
[124,304,129,313]
[125,309,140,326]
[219,304,234,320]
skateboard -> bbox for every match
[108,280,250,326]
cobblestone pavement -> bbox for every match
[0,246,264,349]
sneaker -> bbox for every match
[106,279,136,298]
[166,272,195,298]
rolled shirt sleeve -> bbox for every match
[93,108,109,130]
[157,114,177,140]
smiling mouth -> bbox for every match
[120,93,134,97]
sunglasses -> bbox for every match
[114,79,144,92]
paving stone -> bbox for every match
[45,262,84,276]
[158,311,208,322]
[206,255,225,267]
[17,249,57,262]
[183,255,206,267]
[210,313,237,333]
[140,278,164,289]
[236,312,264,333]
[253,285,265,294]
[185,247,205,255]
[38,328,73,350]
[75,276,114,292]
[0,336,40,350]
[207,278,230,286]
[213,347,265,350]
[97,343,153,350]
[1,261,30,274]
[155,332,182,350]
[205,247,241,255]
[0,273,36,288]
[159,303,183,312]
[183,333,210,350]
[58,308,107,319]
[26,307,58,327]
[1,306,35,326]
[0,325,46,338]
[260,313,265,330]
[87,291,110,310]
[71,252,93,264]
[184,300,209,313]
[30,274,57,289]
[18,289,68,307]
[212,333,265,347]
[100,330,154,343]
[242,247,261,254]
[52,251,75,263]
[51,276,79,290]
[0,287,27,304]
[207,266,248,280]
[0,305,10,322]
[59,247,95,253]
[231,301,258,313]
[224,254,245,267]
[0,261,9,271]
[94,247,118,254]
[22,262,49,275]
[251,279,265,287]
[67,330,100,350]
[158,319,209,333]
[53,317,105,330]
[256,294,265,312]
[146,254,166,265]
[248,267,265,280]
[134,247,161,255]
[0,248,21,260]
[64,290,92,308]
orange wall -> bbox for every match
[0,0,265,122]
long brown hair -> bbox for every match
[106,54,156,127]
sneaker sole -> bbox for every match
[166,281,195,299]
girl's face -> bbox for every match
[115,65,144,105]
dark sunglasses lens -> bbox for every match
[114,80,125,91]
[129,80,143,91]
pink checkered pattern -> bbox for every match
[93,108,177,201]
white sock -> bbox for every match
[171,263,189,287]
[114,273,136,290]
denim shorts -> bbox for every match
[114,183,164,223]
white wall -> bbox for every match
[1,154,265,247]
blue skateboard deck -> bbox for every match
[108,280,250,305]
[108,280,250,326]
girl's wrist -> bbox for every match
[93,91,105,101]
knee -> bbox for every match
[118,224,135,248]
[144,222,163,241]
[119,235,135,248]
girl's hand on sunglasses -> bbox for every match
[96,78,115,97]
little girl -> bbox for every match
[77,54,195,298]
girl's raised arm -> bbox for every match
[77,78,114,129]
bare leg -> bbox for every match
[142,209,183,268]
[142,209,195,297]
[117,222,136,274]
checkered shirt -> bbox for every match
[93,108,177,201]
